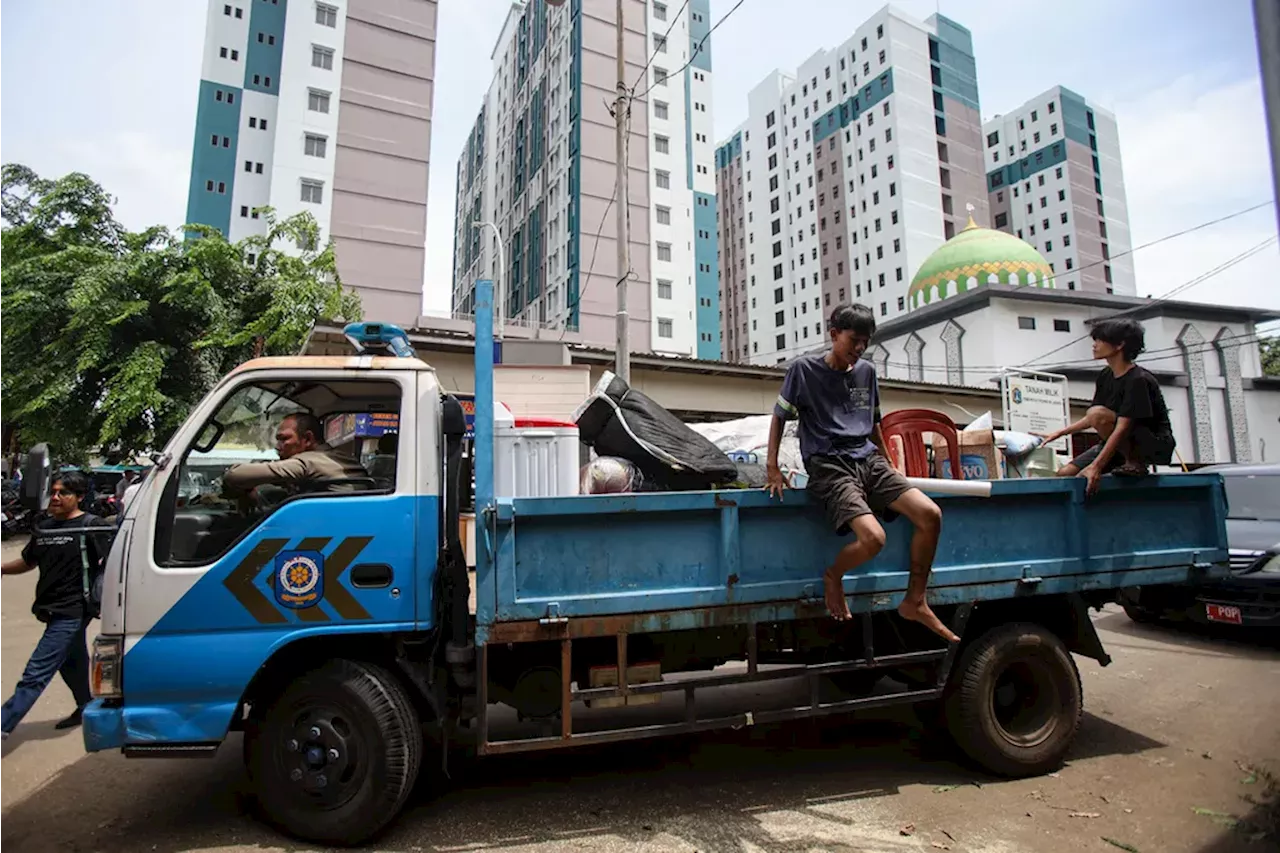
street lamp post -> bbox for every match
[473,220,507,341]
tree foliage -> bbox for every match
[1,164,361,462]
[1262,335,1279,378]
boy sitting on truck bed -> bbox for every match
[765,305,959,643]
[1040,318,1175,496]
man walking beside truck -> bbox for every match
[765,304,959,642]
[1,471,111,737]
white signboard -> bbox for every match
[1001,370,1070,454]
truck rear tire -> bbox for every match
[248,659,423,846]
[944,623,1082,777]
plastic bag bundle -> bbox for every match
[580,456,645,494]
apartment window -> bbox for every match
[257,32,277,45]
[654,34,667,53]
[300,179,324,204]
[656,242,672,262]
[655,170,671,189]
[316,2,337,26]
[1065,258,1075,270]
[1045,240,1053,253]
[1104,265,1113,284]
[658,318,673,338]
[1017,316,1036,330]
[308,89,331,113]
[312,45,335,70]
[1063,235,1072,248]
[1061,211,1069,225]
[1055,166,1063,180]
[1058,189,1066,202]
[657,279,673,299]
[1054,319,1071,333]
[654,67,668,86]
[897,296,905,311]
[994,212,1008,229]
[654,135,670,154]
[654,1,667,20]
[654,100,669,120]
[656,205,671,225]
[987,131,999,148]
[305,134,327,158]
[879,302,887,317]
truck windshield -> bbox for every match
[1223,473,1280,521]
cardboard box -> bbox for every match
[934,429,1003,480]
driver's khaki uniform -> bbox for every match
[223,444,369,493]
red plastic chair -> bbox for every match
[880,409,964,480]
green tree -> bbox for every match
[1,164,361,462]
[1262,335,1279,377]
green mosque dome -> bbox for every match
[907,217,1056,311]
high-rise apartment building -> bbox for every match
[451,0,718,358]
[715,7,987,365]
[185,0,438,322]
[983,86,1135,296]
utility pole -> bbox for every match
[613,0,631,383]
[546,0,629,380]
[1255,0,1280,237]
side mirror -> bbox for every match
[21,443,52,513]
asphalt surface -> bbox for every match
[2,534,1278,853]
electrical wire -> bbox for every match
[1017,234,1277,368]
[632,0,691,91]
[997,199,1274,292]
[826,235,1279,375]
[875,331,1278,378]
[633,0,747,102]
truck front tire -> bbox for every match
[945,623,1082,777]
[248,659,423,846]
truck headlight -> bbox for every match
[92,636,123,699]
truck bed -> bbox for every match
[473,473,1228,640]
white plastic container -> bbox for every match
[494,408,581,498]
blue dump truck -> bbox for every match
[64,280,1229,845]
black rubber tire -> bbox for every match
[944,623,1082,778]
[1123,603,1160,625]
[249,659,423,846]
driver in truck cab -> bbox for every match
[222,413,367,498]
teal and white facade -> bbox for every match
[185,0,439,323]
[715,6,988,365]
[451,0,718,359]
[984,86,1136,297]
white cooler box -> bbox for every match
[494,406,580,498]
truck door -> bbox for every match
[118,369,422,745]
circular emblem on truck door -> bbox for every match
[275,551,324,609]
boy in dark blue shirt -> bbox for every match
[765,305,958,642]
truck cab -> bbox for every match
[91,349,456,747]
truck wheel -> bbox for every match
[1122,604,1159,625]
[249,659,422,846]
[945,623,1082,777]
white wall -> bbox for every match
[267,0,348,240]
[202,1,250,87]
[228,89,279,241]
[876,296,1278,464]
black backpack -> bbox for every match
[77,519,108,620]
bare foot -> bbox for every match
[823,569,852,621]
[898,598,960,643]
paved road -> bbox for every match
[2,534,1277,852]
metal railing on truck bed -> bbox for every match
[466,279,1229,756]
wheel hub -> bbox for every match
[279,710,360,805]
[991,659,1060,748]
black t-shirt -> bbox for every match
[21,513,112,621]
[1092,365,1173,438]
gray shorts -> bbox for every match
[806,453,913,535]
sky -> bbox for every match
[3,0,1279,323]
